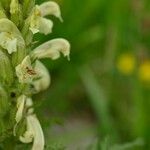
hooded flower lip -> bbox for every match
[38,17,53,35]
[29,115,45,150]
[20,114,34,144]
[29,5,43,34]
[0,18,25,53]
[15,55,36,83]
[29,7,54,35]
[20,115,45,150]
[0,32,17,54]
[29,1,62,35]
[31,38,70,60]
[32,60,51,93]
[39,1,63,21]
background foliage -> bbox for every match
[35,0,150,149]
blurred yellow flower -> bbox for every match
[138,60,150,82]
[117,53,135,75]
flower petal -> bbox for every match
[30,115,44,150]
[39,1,63,21]
[20,130,33,143]
[15,56,36,83]
[31,38,70,60]
[29,6,53,35]
[26,97,34,114]
[15,95,26,123]
[29,6,41,34]
[20,116,34,143]
[32,61,50,93]
[0,18,25,48]
[0,32,17,54]
[38,17,53,35]
[21,115,45,150]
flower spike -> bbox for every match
[0,1,70,149]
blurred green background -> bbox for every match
[35,0,150,149]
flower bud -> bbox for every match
[22,0,35,18]
[0,2,7,19]
[31,38,70,60]
[0,50,14,85]
[0,84,9,117]
[15,95,26,123]
[32,61,50,93]
[10,0,23,26]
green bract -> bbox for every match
[0,0,70,149]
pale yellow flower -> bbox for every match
[15,56,36,83]
[29,5,53,35]
[14,95,27,136]
[117,53,135,75]
[0,18,25,54]
[15,95,26,123]
[138,60,150,82]
[31,38,70,60]
[0,32,17,54]
[20,114,45,150]
[32,61,51,93]
[20,115,34,143]
[29,1,62,35]
[39,1,63,21]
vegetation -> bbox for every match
[0,0,150,149]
